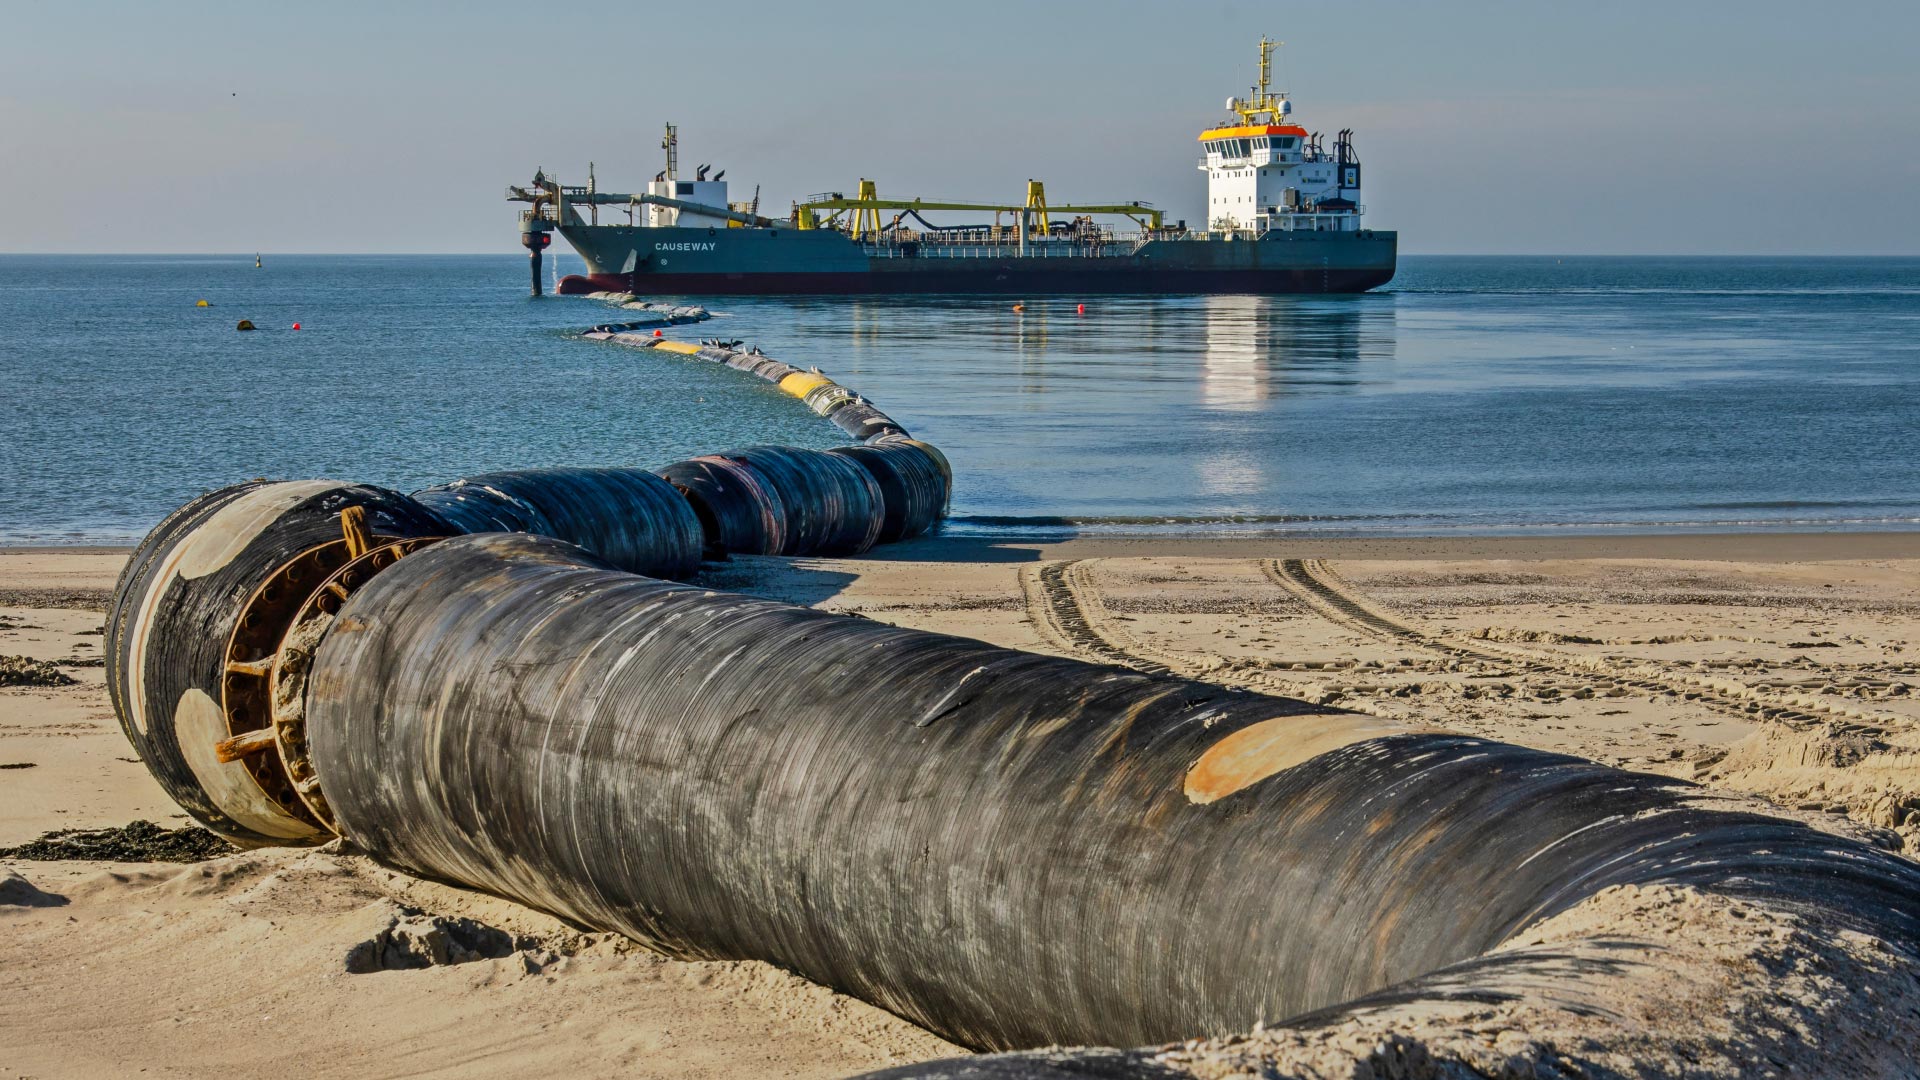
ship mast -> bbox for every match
[1229,37,1289,126]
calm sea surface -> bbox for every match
[1,254,1916,544]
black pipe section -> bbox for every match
[736,356,804,382]
[713,446,885,556]
[654,455,789,557]
[876,435,953,514]
[102,481,452,846]
[828,400,908,442]
[826,443,946,544]
[523,227,551,297]
[305,533,1920,1055]
[411,467,703,580]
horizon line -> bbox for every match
[5,251,1919,259]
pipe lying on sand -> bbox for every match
[412,467,705,578]
[105,334,948,845]
[108,497,1920,1072]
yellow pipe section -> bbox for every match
[651,340,703,355]
[778,372,836,399]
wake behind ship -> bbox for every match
[511,39,1395,296]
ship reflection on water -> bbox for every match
[826,292,1388,401]
[1193,296,1384,499]
[1199,295,1376,409]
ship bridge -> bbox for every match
[1201,38,1365,236]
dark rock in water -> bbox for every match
[0,655,76,687]
[0,820,236,863]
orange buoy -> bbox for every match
[1012,304,1025,313]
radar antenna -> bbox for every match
[1231,37,1290,126]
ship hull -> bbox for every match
[552,225,1396,296]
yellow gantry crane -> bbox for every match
[794,179,1163,238]
[1026,180,1049,233]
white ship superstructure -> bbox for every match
[1200,38,1364,234]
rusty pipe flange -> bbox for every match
[216,546,381,830]
[214,507,440,833]
[266,531,442,832]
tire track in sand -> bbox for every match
[1018,560,1398,718]
[1020,560,1169,675]
[1262,558,1901,736]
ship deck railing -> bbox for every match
[1253,211,1366,233]
[858,239,1148,259]
[1185,212,1367,240]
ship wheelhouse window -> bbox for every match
[1276,136,1298,150]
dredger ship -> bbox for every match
[512,39,1395,296]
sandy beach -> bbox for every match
[5,533,1919,1076]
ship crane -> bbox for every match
[509,177,782,230]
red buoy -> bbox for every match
[291,322,301,330]
[653,329,664,337]
[1077,304,1086,314]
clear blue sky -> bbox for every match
[5,0,1916,254]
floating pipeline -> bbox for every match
[106,520,1920,1071]
[578,296,713,323]
[586,333,949,549]
[596,334,916,446]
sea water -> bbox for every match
[1,254,1915,544]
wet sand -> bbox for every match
[4,535,1918,1076]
